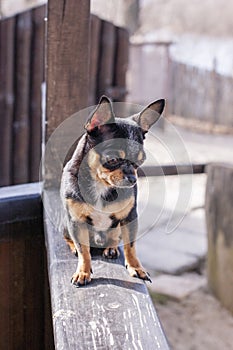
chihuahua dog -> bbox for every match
[60,96,165,286]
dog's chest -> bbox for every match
[66,196,135,231]
[90,204,112,231]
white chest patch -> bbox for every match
[90,209,112,232]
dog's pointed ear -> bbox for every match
[133,99,165,133]
[85,95,115,132]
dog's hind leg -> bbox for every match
[63,227,78,256]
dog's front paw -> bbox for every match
[71,269,92,287]
[103,247,120,259]
[126,265,152,283]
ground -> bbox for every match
[151,280,233,350]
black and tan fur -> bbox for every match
[60,96,165,286]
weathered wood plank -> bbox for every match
[43,189,169,349]
[112,26,129,101]
[46,0,90,139]
[0,17,15,186]
[206,163,233,314]
[96,20,116,100]
[29,5,46,182]
[44,210,170,350]
[13,10,32,184]
[89,14,101,106]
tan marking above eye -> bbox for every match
[88,149,101,170]
[138,151,143,161]
[119,150,125,159]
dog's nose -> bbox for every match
[127,174,137,185]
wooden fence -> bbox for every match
[0,183,54,349]
[0,5,129,187]
[169,60,233,127]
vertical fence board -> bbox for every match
[0,18,15,186]
[24,225,45,348]
[13,11,32,184]
[96,20,116,100]
[113,27,129,101]
[29,5,45,182]
[89,15,101,106]
[0,240,11,349]
[0,228,26,349]
[0,183,55,349]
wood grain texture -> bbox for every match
[29,5,46,182]
[0,185,54,349]
[0,17,15,185]
[44,190,169,350]
[96,20,116,100]
[46,0,90,139]
[113,27,129,101]
[206,163,233,314]
[89,15,101,106]
[13,10,32,184]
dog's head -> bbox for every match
[84,96,165,188]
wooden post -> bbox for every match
[46,0,90,140]
[206,163,233,314]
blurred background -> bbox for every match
[0,1,233,349]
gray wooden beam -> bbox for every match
[45,211,170,350]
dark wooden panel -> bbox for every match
[29,5,46,182]
[96,20,116,100]
[112,26,129,101]
[0,17,15,186]
[13,11,32,184]
[0,220,54,350]
[89,15,101,106]
[0,184,54,350]
[46,0,90,139]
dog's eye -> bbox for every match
[102,156,122,169]
[106,158,119,165]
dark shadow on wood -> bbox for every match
[0,183,54,350]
